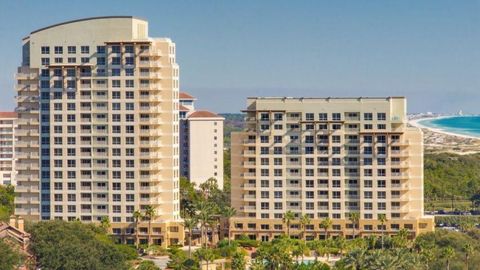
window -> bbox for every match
[54,46,63,54]
[111,45,121,53]
[97,46,106,53]
[125,45,134,53]
[112,69,121,76]
[97,57,106,65]
[41,46,50,54]
[126,80,134,88]
[112,57,121,65]
[364,113,373,120]
[377,113,386,121]
[81,46,89,54]
[41,58,50,65]
[68,46,76,54]
[125,57,134,65]
[125,68,134,76]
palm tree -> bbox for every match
[320,217,332,240]
[282,210,296,238]
[144,205,156,246]
[348,212,360,239]
[463,243,474,270]
[378,214,387,250]
[222,207,236,245]
[442,247,455,270]
[183,217,198,258]
[207,217,220,246]
[196,201,213,247]
[133,210,143,249]
[300,214,311,243]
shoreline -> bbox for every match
[409,116,480,140]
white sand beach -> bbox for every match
[408,116,480,154]
[409,117,480,140]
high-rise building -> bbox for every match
[179,92,224,188]
[14,16,183,246]
[0,112,17,185]
[230,97,434,241]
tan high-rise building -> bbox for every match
[230,97,434,241]
[14,16,183,246]
[179,92,224,188]
[0,112,17,186]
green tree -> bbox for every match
[195,248,216,270]
[223,206,237,245]
[196,201,214,247]
[0,239,23,270]
[144,205,156,246]
[0,184,14,221]
[299,214,311,243]
[183,217,197,258]
[442,247,455,270]
[231,251,246,270]
[378,214,387,250]
[29,220,129,270]
[283,211,296,238]
[320,217,332,240]
[133,210,143,249]
[463,243,474,270]
[348,212,360,239]
[100,216,111,234]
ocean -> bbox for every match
[418,116,480,138]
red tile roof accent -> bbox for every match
[179,92,195,99]
[188,110,222,118]
[0,112,17,118]
[179,105,190,112]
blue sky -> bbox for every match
[0,1,478,113]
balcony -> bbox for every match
[139,94,161,102]
[391,150,409,156]
[243,194,256,200]
[243,172,256,177]
[16,163,39,170]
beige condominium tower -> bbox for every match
[14,16,183,246]
[230,97,434,241]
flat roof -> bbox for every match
[28,16,147,36]
[247,96,405,100]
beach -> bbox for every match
[409,116,480,154]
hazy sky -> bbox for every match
[0,1,478,114]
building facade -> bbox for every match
[230,97,434,241]
[0,112,17,185]
[14,16,183,246]
[179,92,224,188]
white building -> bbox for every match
[179,92,224,188]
